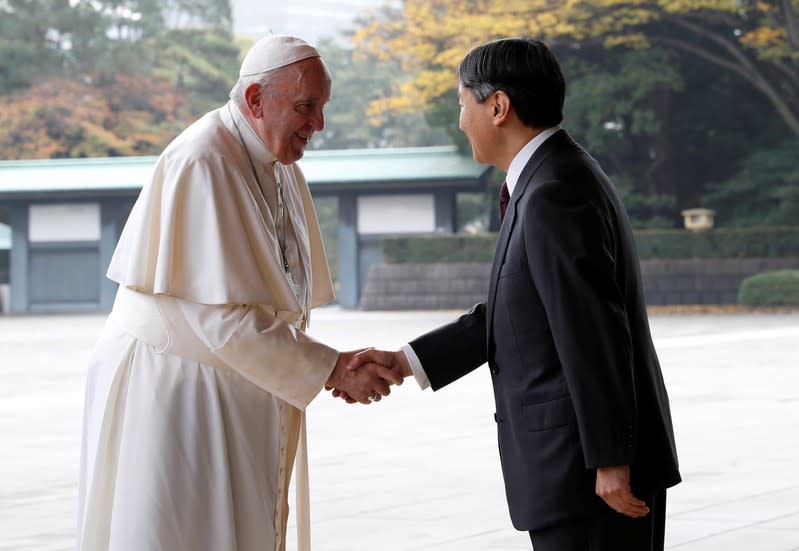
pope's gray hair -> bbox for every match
[229,67,285,106]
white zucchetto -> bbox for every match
[239,35,320,77]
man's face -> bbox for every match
[458,85,494,165]
[250,57,332,164]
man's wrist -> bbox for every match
[400,343,430,390]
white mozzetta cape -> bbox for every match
[108,105,334,315]
[79,104,338,551]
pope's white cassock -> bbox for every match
[77,88,338,551]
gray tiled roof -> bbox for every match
[0,146,489,197]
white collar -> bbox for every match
[505,126,560,196]
[225,101,278,166]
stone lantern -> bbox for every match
[681,208,716,231]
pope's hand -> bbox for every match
[325,349,403,405]
[327,348,412,404]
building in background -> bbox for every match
[0,148,489,313]
[231,0,400,44]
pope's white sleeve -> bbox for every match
[176,299,339,410]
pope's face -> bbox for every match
[251,57,332,164]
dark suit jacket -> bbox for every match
[409,130,681,531]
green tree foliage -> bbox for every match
[0,0,238,159]
[353,0,799,139]
[147,29,240,116]
[560,46,682,228]
[310,39,450,150]
[705,140,799,226]
[0,0,68,93]
[350,0,798,228]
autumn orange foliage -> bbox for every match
[0,75,192,160]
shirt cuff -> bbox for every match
[401,343,430,390]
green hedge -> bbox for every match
[634,227,799,259]
[382,227,799,263]
[383,234,498,263]
[738,270,799,306]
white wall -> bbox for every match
[28,203,100,242]
[357,194,435,235]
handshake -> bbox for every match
[324,348,412,405]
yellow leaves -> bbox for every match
[584,10,654,37]
[366,95,417,127]
[660,0,735,14]
[432,47,471,70]
[350,0,797,124]
[603,33,651,49]
[740,27,790,59]
[411,69,457,101]
[754,1,778,14]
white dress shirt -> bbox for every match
[402,126,561,389]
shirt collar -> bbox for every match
[226,101,278,166]
[505,126,560,196]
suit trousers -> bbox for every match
[529,491,666,551]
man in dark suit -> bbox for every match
[344,37,681,550]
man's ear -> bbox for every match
[492,91,512,126]
[243,83,263,118]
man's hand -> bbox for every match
[325,349,404,405]
[595,465,649,518]
[348,348,413,378]
[327,348,413,404]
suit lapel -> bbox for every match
[486,129,569,347]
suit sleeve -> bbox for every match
[408,302,488,390]
[524,181,636,468]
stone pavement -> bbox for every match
[0,309,797,550]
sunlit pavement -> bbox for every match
[1,309,798,550]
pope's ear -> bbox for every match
[492,90,512,126]
[243,83,264,118]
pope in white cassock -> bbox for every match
[77,35,401,551]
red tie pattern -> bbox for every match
[499,181,510,222]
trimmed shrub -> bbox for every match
[634,227,799,259]
[382,234,497,263]
[382,227,799,263]
[738,270,799,307]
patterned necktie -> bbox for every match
[499,181,510,222]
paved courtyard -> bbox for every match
[0,308,798,550]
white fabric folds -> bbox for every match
[80,102,338,551]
